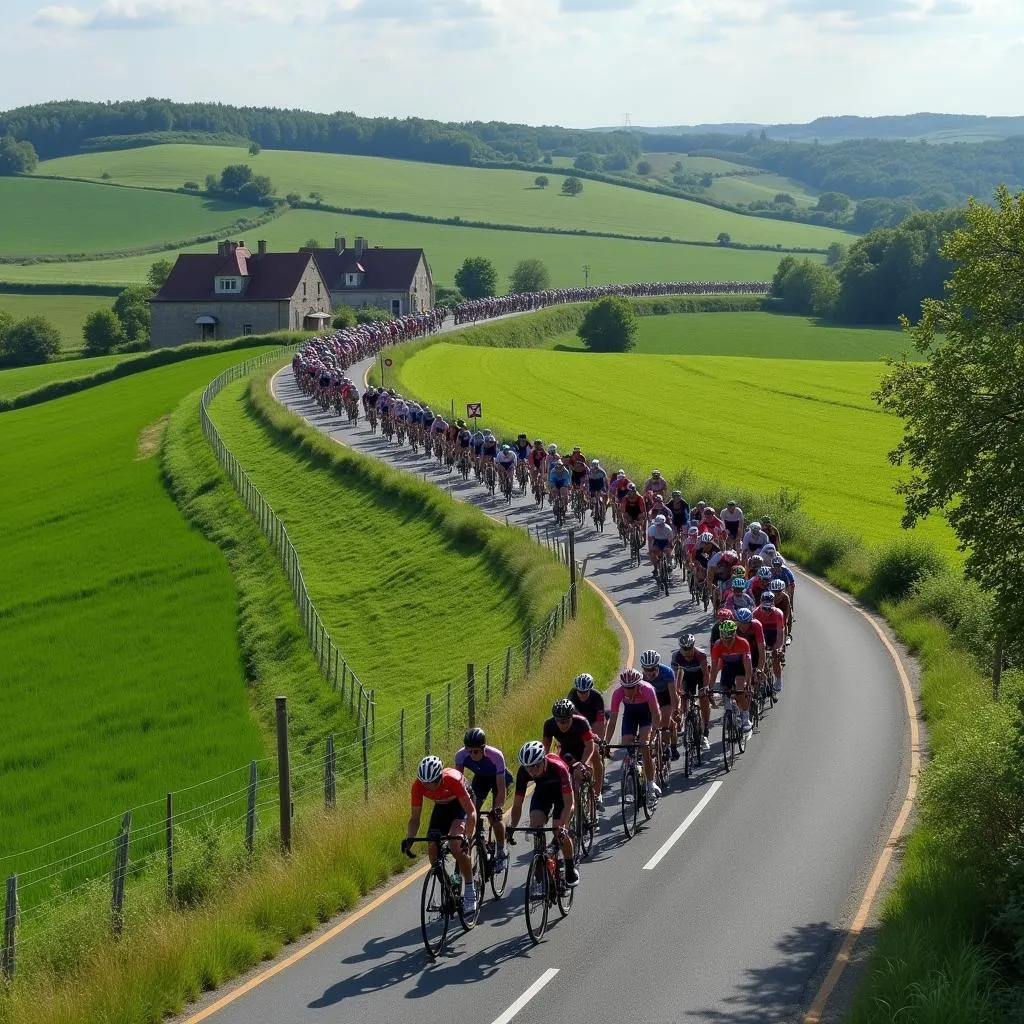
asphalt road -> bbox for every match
[193,359,910,1024]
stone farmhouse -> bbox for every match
[149,236,434,349]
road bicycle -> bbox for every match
[516,459,529,494]
[751,668,776,733]
[408,833,483,958]
[653,725,672,792]
[458,450,471,481]
[570,486,587,525]
[396,420,407,446]
[654,548,672,597]
[367,406,378,435]
[471,808,510,901]
[712,688,747,772]
[552,492,568,528]
[680,690,706,779]
[674,535,687,570]
[500,468,514,505]
[590,493,606,533]
[483,460,497,496]
[606,741,654,839]
[569,762,597,859]
[627,522,643,568]
[509,826,575,944]
[532,473,546,507]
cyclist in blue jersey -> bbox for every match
[455,727,512,871]
[640,649,680,760]
[548,458,572,510]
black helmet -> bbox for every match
[552,698,576,720]
[463,727,486,748]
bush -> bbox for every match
[0,315,60,366]
[454,256,498,299]
[355,306,390,324]
[82,308,125,356]
[331,306,357,329]
[561,176,584,197]
[509,258,551,294]
[577,296,638,352]
[183,180,199,191]
[864,535,948,604]
[435,285,463,305]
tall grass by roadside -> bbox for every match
[0,373,619,1024]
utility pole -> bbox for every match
[583,264,591,288]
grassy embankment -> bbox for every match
[0,293,113,354]
[0,350,619,1024]
[380,306,1022,1021]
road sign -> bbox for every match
[383,357,393,367]
[466,402,482,418]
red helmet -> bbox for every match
[618,668,642,687]
[716,608,736,622]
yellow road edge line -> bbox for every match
[797,569,921,1024]
[179,863,430,1024]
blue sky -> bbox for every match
[2,0,1021,125]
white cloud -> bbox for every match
[559,0,638,10]
[34,0,205,28]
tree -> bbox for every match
[147,258,173,291]
[204,173,218,193]
[454,256,498,299]
[219,164,253,192]
[774,192,796,206]
[510,259,551,293]
[636,160,652,176]
[0,316,60,366]
[577,296,638,353]
[82,308,125,356]
[0,310,13,347]
[238,174,274,202]
[534,175,549,189]
[817,191,852,216]
[769,256,839,316]
[0,135,38,175]
[561,176,584,197]
[602,153,630,172]
[717,232,732,245]
[825,242,846,268]
[113,284,151,345]
[875,186,1024,645]
[308,191,323,205]
[542,153,553,165]
[355,305,391,324]
[182,180,199,191]
[248,141,261,156]
[573,152,600,172]
[301,237,321,249]
[285,191,301,205]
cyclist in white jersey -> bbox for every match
[720,501,744,552]
[495,445,517,489]
[647,514,675,575]
[586,459,609,514]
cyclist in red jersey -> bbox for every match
[710,620,753,733]
[620,485,647,534]
[403,756,479,912]
[734,608,766,691]
[754,592,787,693]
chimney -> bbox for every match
[354,236,367,255]
[237,240,245,250]
[217,240,228,256]
[257,240,267,256]
[335,236,346,255]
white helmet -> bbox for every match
[640,649,661,669]
[518,740,546,768]
[417,755,443,785]
[654,514,667,525]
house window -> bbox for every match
[215,277,239,293]
[316,281,321,296]
[346,273,361,287]
[243,324,253,336]
[303,282,307,297]
[391,299,401,316]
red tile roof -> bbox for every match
[153,252,318,302]
[311,247,425,292]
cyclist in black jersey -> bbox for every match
[567,673,607,807]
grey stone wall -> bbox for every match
[149,300,290,348]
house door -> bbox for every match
[391,299,402,316]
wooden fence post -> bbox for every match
[276,696,292,854]
[425,692,432,755]
[165,793,174,905]
[361,726,369,803]
[504,647,512,695]
[245,760,257,856]
[1,874,16,982]
[111,810,132,938]
[325,734,336,810]
[467,664,476,729]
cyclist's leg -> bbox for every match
[637,724,655,782]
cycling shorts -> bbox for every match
[471,768,514,807]
[530,788,565,820]
[571,470,587,485]
[655,687,673,709]
[680,671,704,698]
[726,521,740,538]
[720,663,747,692]
[588,478,607,495]
[427,800,467,836]
[651,537,671,551]
[622,702,653,736]
[763,629,779,650]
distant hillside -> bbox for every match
[610,113,1024,143]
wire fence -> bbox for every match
[1,346,580,981]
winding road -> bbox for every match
[184,349,913,1024]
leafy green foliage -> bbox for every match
[533,175,549,188]
[81,308,124,356]
[454,255,498,298]
[0,134,38,174]
[836,209,964,324]
[577,295,638,352]
[354,305,390,324]
[215,163,274,202]
[770,255,839,316]
[509,258,551,293]
[561,176,584,196]
[112,284,150,344]
[876,186,1024,645]
[147,258,173,290]
[331,305,357,329]
[0,315,60,366]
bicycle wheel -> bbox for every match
[557,864,575,918]
[656,731,671,790]
[721,714,734,773]
[457,844,485,929]
[751,691,761,734]
[420,866,450,959]
[640,762,654,821]
[620,762,638,838]
[683,719,693,779]
[576,782,595,858]
[692,714,704,768]
[489,838,510,900]
[524,854,549,944]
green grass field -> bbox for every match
[0,350,145,399]
[37,144,852,248]
[0,208,797,289]
[208,373,528,717]
[705,172,820,209]
[0,349,288,872]
[639,153,759,176]
[0,292,116,355]
[392,314,952,552]
[0,177,266,256]
[548,311,911,359]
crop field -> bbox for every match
[36,144,852,248]
[639,153,759,176]
[548,311,911,360]
[392,322,952,552]
[705,172,821,208]
[0,348,284,868]
[0,350,145,400]
[207,373,526,718]
[0,292,116,355]
[0,208,799,289]
[0,177,265,256]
